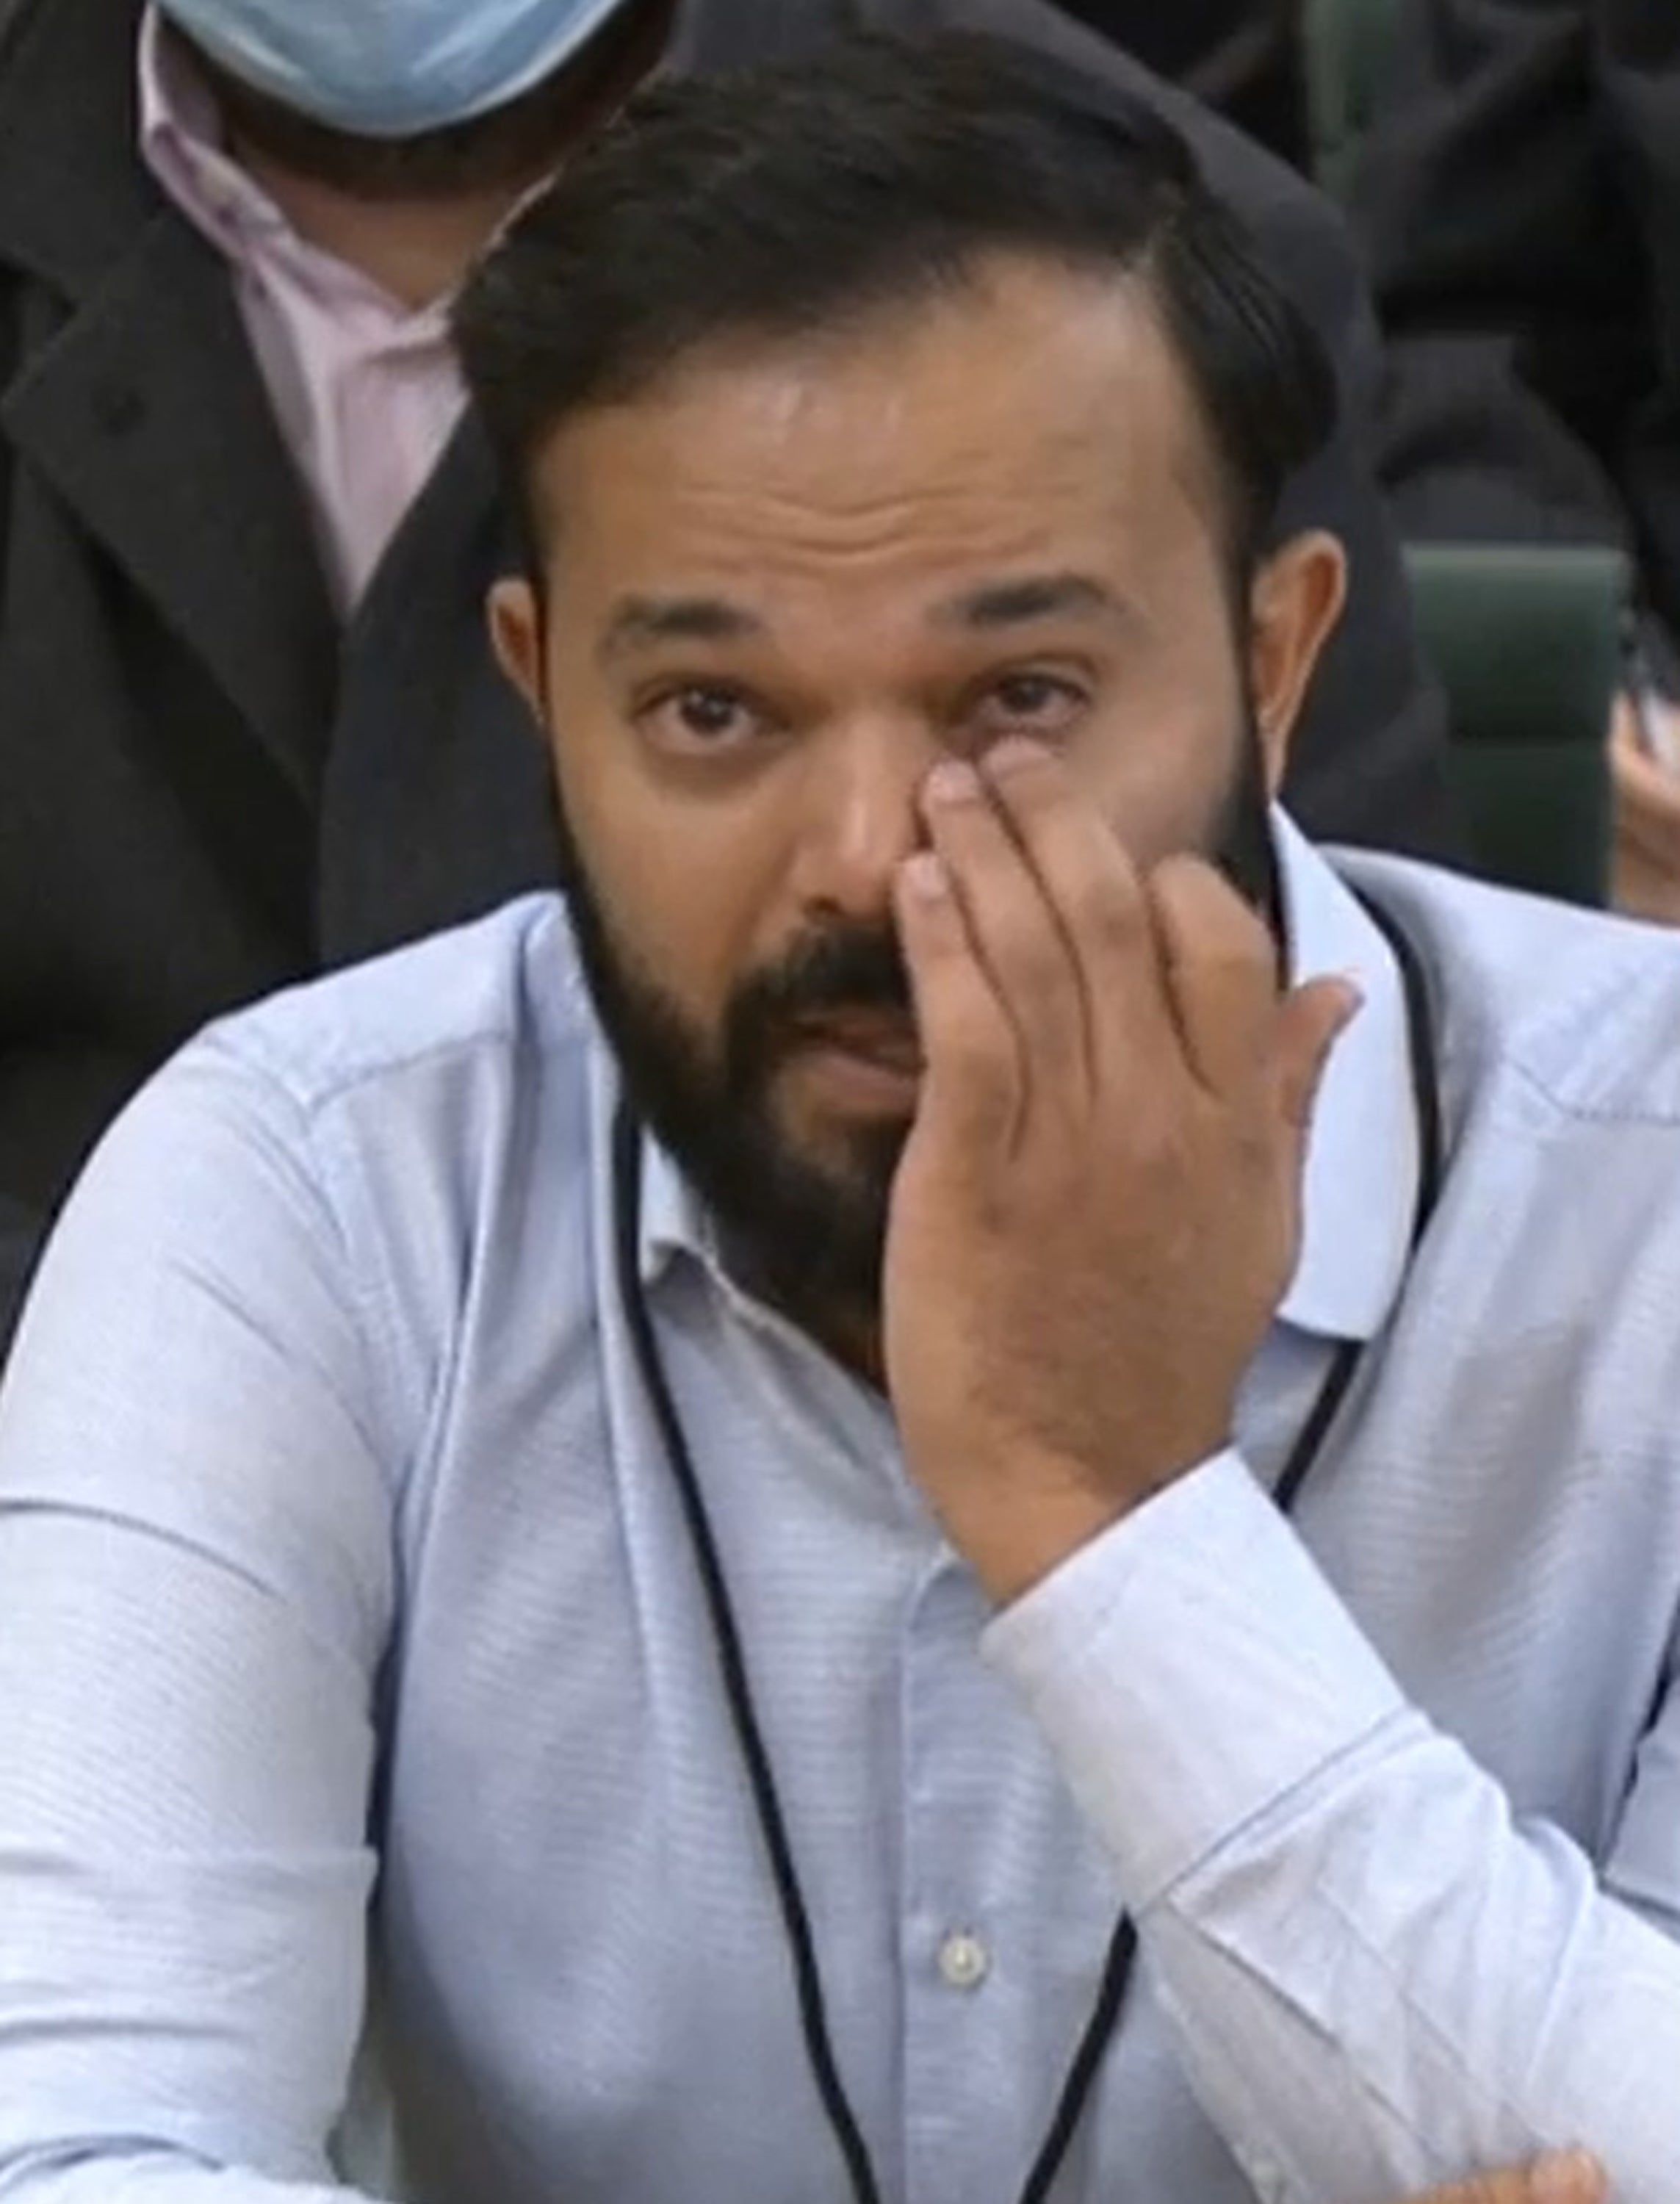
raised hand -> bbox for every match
[1407,2151,1606,2204]
[884,741,1356,1605]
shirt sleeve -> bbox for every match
[0,1040,399,2204]
[984,1449,1680,2204]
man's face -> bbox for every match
[493,254,1344,1326]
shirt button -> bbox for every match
[937,1931,990,1990]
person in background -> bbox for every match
[3,43,1680,2204]
[0,0,1452,1358]
[1348,0,1680,919]
[1053,0,1310,168]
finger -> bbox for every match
[1612,688,1680,787]
[1613,827,1680,923]
[1611,716,1680,829]
[1408,2148,1606,2204]
[1144,853,1278,1097]
[1607,690,1641,762]
[1611,737,1680,887]
[978,740,1178,1080]
[1273,973,1362,1137]
[893,850,1019,1156]
[921,758,1092,1101]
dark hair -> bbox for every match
[453,31,1336,580]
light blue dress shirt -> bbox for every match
[3,820,1680,2204]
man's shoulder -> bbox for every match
[1341,851,1680,1132]
[30,897,610,1466]
[194,893,600,1131]
[832,0,1323,246]
[0,0,166,297]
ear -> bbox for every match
[1244,530,1348,796]
[489,575,548,730]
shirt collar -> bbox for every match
[1272,811,1418,1342]
[630,810,1419,1345]
[638,1111,713,1283]
[137,6,274,264]
[137,6,453,331]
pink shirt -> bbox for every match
[137,7,469,613]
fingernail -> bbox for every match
[901,851,949,902]
[985,737,1053,779]
[925,760,980,807]
[1529,2148,1604,2204]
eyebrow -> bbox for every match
[932,572,1138,634]
[598,594,766,666]
[595,569,1136,668]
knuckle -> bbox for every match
[937,995,1013,1087]
[992,920,1082,1032]
[1200,943,1277,1008]
[1149,849,1218,907]
[1071,860,1144,948]
[1013,933,1072,1002]
[988,887,1062,965]
[943,1061,1017,1153]
[1155,851,1266,943]
[1118,1103,1197,1185]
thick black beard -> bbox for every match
[560,728,1279,1340]
[565,836,912,1329]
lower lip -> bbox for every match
[793,1042,924,1114]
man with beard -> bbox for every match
[0,0,1454,1361]
[3,40,1679,2204]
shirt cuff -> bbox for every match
[981,1448,1407,1912]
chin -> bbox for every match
[770,1076,912,1191]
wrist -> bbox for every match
[951,1436,1224,1606]
[909,1416,1239,1609]
[958,1485,1132,1609]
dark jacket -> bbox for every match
[0,0,1452,1348]
[1052,0,1309,169]
[1351,0,1680,642]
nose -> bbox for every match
[787,712,934,925]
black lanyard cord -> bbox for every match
[1017,1912,1140,2204]
[612,1107,884,2204]
[610,889,1441,2204]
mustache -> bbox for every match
[709,755,1277,1095]
[724,922,913,1083]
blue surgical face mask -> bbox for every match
[158,0,638,137]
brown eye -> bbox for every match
[973,671,1089,739]
[643,685,768,754]
[677,688,747,739]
